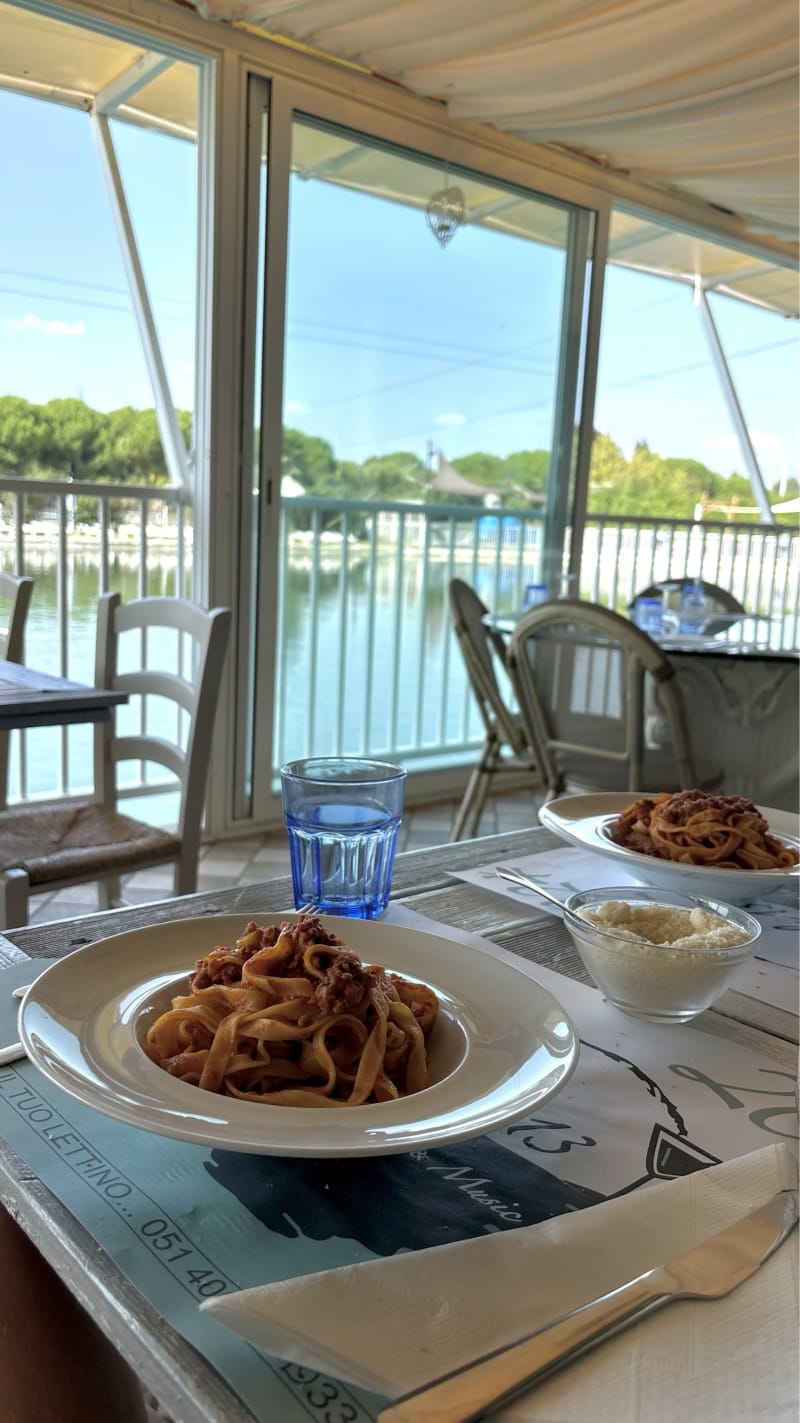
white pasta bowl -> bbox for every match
[563,886,761,1024]
[539,794,800,904]
[18,912,579,1157]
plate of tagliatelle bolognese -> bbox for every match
[539,790,800,905]
[18,912,579,1157]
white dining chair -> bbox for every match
[0,592,231,928]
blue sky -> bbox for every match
[1,86,797,491]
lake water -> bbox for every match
[13,538,792,813]
[3,545,487,805]
[276,553,495,766]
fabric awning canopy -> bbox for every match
[1,0,796,315]
[193,0,798,254]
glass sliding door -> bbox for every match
[271,115,595,773]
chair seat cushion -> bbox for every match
[0,801,180,886]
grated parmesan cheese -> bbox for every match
[578,900,751,950]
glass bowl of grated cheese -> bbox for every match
[563,887,761,1024]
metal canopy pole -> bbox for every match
[566,205,609,596]
[542,206,596,594]
[695,284,774,524]
[90,59,192,491]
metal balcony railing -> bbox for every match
[275,496,546,771]
[1,476,797,810]
[0,476,192,804]
[581,514,800,648]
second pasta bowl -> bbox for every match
[540,793,800,903]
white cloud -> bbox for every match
[285,400,310,416]
[435,411,466,427]
[700,433,738,454]
[752,430,784,455]
[701,429,783,456]
[3,313,85,336]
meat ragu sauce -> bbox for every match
[610,791,799,870]
[146,915,440,1106]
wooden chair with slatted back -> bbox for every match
[0,592,231,928]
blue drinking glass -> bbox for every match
[280,757,407,919]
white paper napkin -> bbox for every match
[201,1142,798,1421]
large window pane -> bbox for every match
[276,118,590,767]
[285,122,570,490]
[591,211,798,519]
[110,70,199,433]
[0,9,200,806]
[585,208,798,629]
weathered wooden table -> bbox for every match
[0,826,796,1422]
[0,658,128,730]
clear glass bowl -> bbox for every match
[563,886,761,1024]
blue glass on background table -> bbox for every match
[678,580,708,635]
[280,756,406,918]
[523,582,549,610]
[632,595,664,637]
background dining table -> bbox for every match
[0,825,796,1423]
[662,643,798,810]
[0,657,128,730]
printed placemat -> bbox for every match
[0,920,796,1423]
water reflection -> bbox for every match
[1,547,189,801]
[2,542,531,801]
[6,503,795,815]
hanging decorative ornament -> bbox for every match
[425,185,466,248]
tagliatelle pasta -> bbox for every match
[145,914,439,1107]
[610,790,799,870]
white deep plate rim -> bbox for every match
[539,793,799,902]
[19,912,579,1158]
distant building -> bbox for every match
[429,453,490,500]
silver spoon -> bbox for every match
[494,865,566,911]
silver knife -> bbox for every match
[377,1185,798,1423]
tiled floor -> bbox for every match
[26,786,544,928]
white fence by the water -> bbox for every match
[0,476,797,809]
[581,514,800,646]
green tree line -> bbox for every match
[283,422,796,522]
[0,395,794,523]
